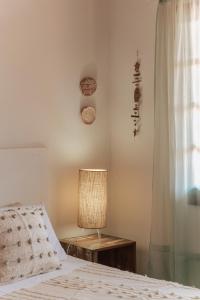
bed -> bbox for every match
[0,148,199,300]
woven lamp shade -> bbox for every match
[78,169,107,229]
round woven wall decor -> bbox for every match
[80,77,97,96]
[81,106,96,125]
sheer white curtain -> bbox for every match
[149,0,200,287]
[176,0,200,198]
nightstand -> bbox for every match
[60,234,136,272]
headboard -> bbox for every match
[0,147,48,207]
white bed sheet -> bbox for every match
[0,254,87,297]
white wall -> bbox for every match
[105,0,158,274]
[0,0,109,236]
[0,0,158,274]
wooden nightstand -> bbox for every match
[60,234,136,272]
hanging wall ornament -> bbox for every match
[131,51,142,137]
[81,106,96,125]
[80,77,97,96]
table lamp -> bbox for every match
[78,169,108,238]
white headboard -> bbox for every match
[0,147,48,207]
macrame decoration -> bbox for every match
[131,51,142,137]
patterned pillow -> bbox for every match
[0,206,61,284]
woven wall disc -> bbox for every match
[80,77,97,96]
[81,106,96,125]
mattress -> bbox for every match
[0,255,200,299]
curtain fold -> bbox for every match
[149,0,200,288]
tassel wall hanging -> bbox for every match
[131,51,142,137]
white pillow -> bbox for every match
[0,205,61,284]
[0,204,66,261]
[41,206,67,260]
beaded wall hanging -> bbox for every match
[131,51,142,137]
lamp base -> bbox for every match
[97,229,101,239]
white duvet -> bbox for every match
[0,255,200,299]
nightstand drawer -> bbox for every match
[97,244,136,272]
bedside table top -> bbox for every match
[60,234,135,251]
